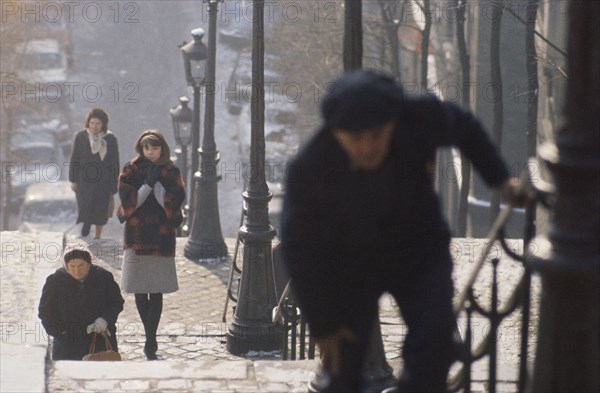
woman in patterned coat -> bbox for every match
[117,129,185,360]
[69,108,120,239]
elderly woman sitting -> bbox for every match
[38,244,124,360]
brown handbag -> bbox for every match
[82,332,122,361]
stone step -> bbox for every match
[48,359,318,393]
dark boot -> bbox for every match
[81,222,91,237]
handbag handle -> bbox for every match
[87,332,113,355]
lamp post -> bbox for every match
[184,2,228,262]
[529,2,600,391]
[226,0,281,355]
[170,96,193,235]
[179,29,207,225]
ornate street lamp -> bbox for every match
[183,3,228,263]
[170,97,193,144]
[182,28,208,86]
[180,28,207,216]
[170,96,193,235]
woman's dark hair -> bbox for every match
[64,249,92,265]
[84,108,109,132]
[133,129,171,166]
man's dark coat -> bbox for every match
[280,94,510,338]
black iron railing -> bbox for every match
[272,281,315,360]
[446,177,552,393]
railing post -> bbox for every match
[290,303,298,360]
[518,198,536,392]
[299,315,307,359]
[282,313,289,360]
[488,258,500,393]
[464,300,473,393]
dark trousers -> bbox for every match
[391,260,456,393]
[321,256,457,393]
[135,293,163,354]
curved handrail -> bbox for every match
[453,205,515,315]
[449,169,554,393]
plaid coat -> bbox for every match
[117,158,185,256]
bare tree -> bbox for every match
[0,15,27,230]
[489,0,504,221]
[419,0,432,89]
[524,0,540,241]
[454,0,472,236]
[344,0,363,71]
[525,0,540,159]
[377,0,403,79]
[267,1,344,141]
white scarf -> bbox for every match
[87,129,111,160]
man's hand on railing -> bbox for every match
[500,177,530,207]
[315,326,359,376]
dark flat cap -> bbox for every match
[321,69,404,132]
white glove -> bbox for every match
[86,317,110,336]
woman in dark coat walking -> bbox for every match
[38,244,124,360]
[69,108,120,239]
[117,129,185,360]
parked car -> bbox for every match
[13,100,74,157]
[225,51,281,115]
[5,99,74,209]
[16,39,68,83]
[219,19,252,50]
[18,181,77,234]
[236,95,299,184]
[23,5,75,67]
[218,0,274,50]
[9,129,62,207]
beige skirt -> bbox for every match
[121,248,179,294]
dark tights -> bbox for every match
[135,293,163,357]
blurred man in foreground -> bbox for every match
[281,69,524,392]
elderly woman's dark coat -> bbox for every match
[117,158,185,257]
[69,130,120,225]
[38,265,124,360]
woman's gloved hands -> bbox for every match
[86,317,110,336]
[144,164,161,187]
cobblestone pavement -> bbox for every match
[1,229,540,392]
[69,234,541,371]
